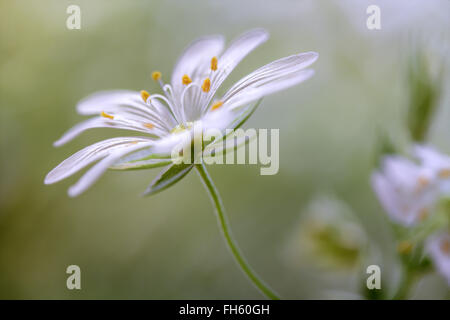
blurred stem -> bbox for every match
[392,267,416,300]
[196,162,280,300]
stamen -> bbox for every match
[201,78,211,92]
[143,123,154,129]
[182,74,192,85]
[418,208,429,221]
[140,90,150,103]
[438,168,450,178]
[211,101,223,111]
[397,241,413,254]
[151,71,162,81]
[101,111,114,120]
[417,176,429,188]
[211,56,218,71]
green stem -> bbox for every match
[392,267,416,300]
[195,163,280,300]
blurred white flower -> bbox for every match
[427,232,450,285]
[285,194,367,269]
[371,155,439,226]
[413,145,450,194]
[44,29,318,197]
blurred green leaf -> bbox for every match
[406,49,444,142]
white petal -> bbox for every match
[171,35,225,100]
[371,172,404,223]
[202,29,269,107]
[68,141,154,197]
[222,52,318,103]
[372,155,441,226]
[45,137,151,185]
[414,144,450,172]
[118,132,189,163]
[427,233,450,285]
[225,69,315,110]
[77,90,143,115]
[382,156,421,189]
[76,90,175,127]
[53,117,164,147]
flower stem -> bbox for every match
[195,163,280,300]
[392,267,416,300]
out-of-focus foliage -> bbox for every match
[0,0,449,299]
[406,49,444,142]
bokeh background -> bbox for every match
[0,0,449,299]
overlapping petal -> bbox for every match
[371,156,438,226]
[45,137,152,185]
[171,35,225,103]
[427,233,450,284]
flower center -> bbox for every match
[171,121,194,134]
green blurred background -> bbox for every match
[0,0,449,299]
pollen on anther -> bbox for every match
[211,56,218,71]
[438,168,450,179]
[182,74,192,85]
[151,71,162,81]
[211,101,223,111]
[101,111,114,120]
[417,176,430,188]
[140,90,150,102]
[418,208,429,221]
[441,238,450,255]
[143,123,154,129]
[397,241,413,254]
[202,78,211,92]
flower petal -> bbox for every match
[225,69,315,110]
[171,35,225,101]
[200,29,269,112]
[222,52,318,104]
[427,233,450,285]
[77,90,145,115]
[76,90,176,128]
[53,117,164,147]
[44,137,152,185]
[67,140,154,197]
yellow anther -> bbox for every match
[440,238,450,255]
[211,101,223,111]
[101,111,114,120]
[202,78,211,92]
[151,71,162,81]
[211,56,218,71]
[182,74,192,85]
[417,176,430,188]
[140,90,150,103]
[438,168,450,179]
[143,123,154,129]
[418,208,429,221]
[397,241,413,255]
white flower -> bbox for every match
[427,232,450,285]
[371,155,439,226]
[45,29,318,197]
[413,144,450,194]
